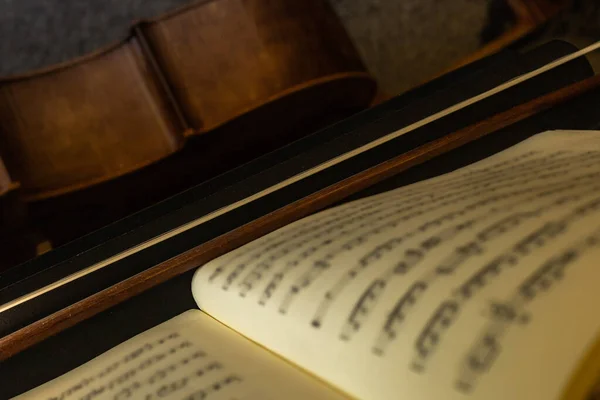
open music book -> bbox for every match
[18,130,600,400]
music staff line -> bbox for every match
[277,155,600,315]
[224,181,461,291]
[369,179,600,354]
[455,226,600,393]
[408,192,600,373]
[207,150,567,285]
[214,150,584,294]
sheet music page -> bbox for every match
[16,310,345,400]
[193,130,600,400]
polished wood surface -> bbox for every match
[139,0,368,131]
[0,0,376,247]
[2,71,599,361]
[0,40,185,199]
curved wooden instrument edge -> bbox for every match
[17,72,373,202]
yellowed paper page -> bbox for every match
[16,310,345,400]
[193,130,600,400]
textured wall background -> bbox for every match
[331,0,488,94]
[0,0,489,95]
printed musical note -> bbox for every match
[365,178,600,364]
[455,333,501,393]
[146,351,208,385]
[467,334,500,372]
[456,226,600,392]
[415,155,599,375]
[223,202,383,291]
[310,238,406,326]
[458,256,515,300]
[456,202,600,301]
[518,227,600,304]
[261,195,440,307]
[436,242,483,274]
[320,172,600,335]
[214,186,414,287]
[237,237,318,296]
[180,375,242,400]
[228,149,600,376]
[299,200,475,316]
[513,222,568,256]
[571,197,600,220]
[488,302,518,322]
[260,171,532,304]
[372,282,428,354]
[392,248,424,274]
[313,216,479,333]
[477,212,539,242]
[60,334,216,400]
[333,279,387,334]
[412,301,460,371]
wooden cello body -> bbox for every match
[0,0,376,247]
